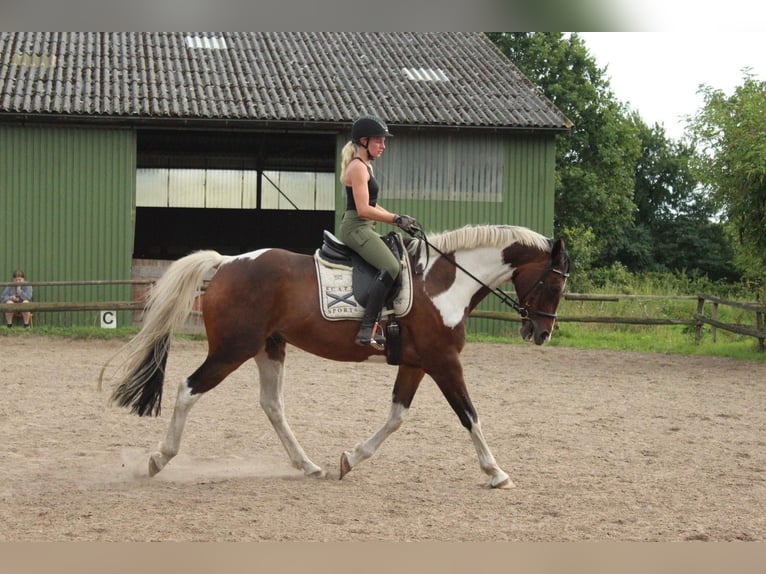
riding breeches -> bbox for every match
[338,211,401,279]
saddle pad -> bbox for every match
[313,251,414,321]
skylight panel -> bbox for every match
[402,67,450,82]
[11,53,57,67]
[185,35,228,50]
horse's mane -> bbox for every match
[410,224,551,254]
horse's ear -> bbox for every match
[551,238,568,268]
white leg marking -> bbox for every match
[149,379,200,476]
[257,356,324,477]
[342,402,409,474]
[469,420,514,489]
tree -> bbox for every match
[688,72,766,286]
[487,33,640,259]
[624,114,737,280]
[489,33,740,284]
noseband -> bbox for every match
[409,227,569,320]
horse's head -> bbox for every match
[512,238,569,345]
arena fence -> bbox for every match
[2,281,764,351]
[473,292,765,352]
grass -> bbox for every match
[550,323,766,361]
[468,325,766,362]
[1,324,205,342]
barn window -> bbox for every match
[136,168,334,210]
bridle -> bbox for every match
[407,226,569,320]
[513,264,569,319]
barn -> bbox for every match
[0,32,572,329]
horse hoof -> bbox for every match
[148,454,163,477]
[491,477,515,489]
[307,468,327,479]
[339,452,352,480]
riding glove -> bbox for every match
[394,214,418,232]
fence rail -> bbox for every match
[0,301,145,313]
[2,281,764,351]
[0,280,153,326]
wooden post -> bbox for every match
[757,310,765,352]
[711,301,718,343]
[695,296,705,344]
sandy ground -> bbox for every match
[0,334,765,541]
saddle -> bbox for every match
[318,230,404,307]
[313,230,414,364]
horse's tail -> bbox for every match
[99,250,226,417]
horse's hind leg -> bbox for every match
[148,377,200,476]
[255,336,325,478]
[340,365,425,479]
[149,356,244,476]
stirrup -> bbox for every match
[355,322,386,350]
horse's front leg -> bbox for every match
[340,365,425,479]
[430,356,514,489]
[255,340,325,478]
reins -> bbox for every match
[405,225,568,319]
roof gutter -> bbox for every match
[0,112,573,136]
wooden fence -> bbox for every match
[472,292,766,352]
[0,280,152,327]
[2,281,764,351]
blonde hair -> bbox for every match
[339,140,357,184]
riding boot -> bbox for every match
[355,270,394,347]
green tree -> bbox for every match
[487,32,640,259]
[621,115,737,280]
[488,32,739,285]
[688,72,766,287]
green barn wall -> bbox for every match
[0,125,136,326]
[333,130,558,337]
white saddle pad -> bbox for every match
[313,251,413,321]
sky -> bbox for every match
[578,31,766,141]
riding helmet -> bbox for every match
[351,115,394,144]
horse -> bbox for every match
[101,224,569,489]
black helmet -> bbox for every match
[351,115,393,144]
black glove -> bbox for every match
[393,214,417,232]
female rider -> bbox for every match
[338,115,417,346]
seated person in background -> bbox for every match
[2,269,33,328]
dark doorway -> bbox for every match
[134,128,337,259]
[134,207,335,258]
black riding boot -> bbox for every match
[355,270,394,347]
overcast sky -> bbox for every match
[578,31,766,141]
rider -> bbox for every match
[339,115,418,346]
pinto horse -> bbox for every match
[102,224,569,488]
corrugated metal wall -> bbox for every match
[333,130,557,336]
[335,130,555,233]
[0,125,136,326]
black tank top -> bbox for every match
[345,158,379,211]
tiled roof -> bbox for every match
[0,32,572,131]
